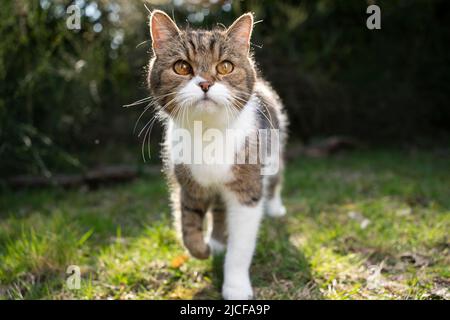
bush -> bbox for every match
[1,0,449,177]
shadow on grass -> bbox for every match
[193,217,322,300]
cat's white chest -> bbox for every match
[189,163,233,187]
[166,96,257,188]
[168,122,236,187]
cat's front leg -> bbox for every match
[221,190,263,300]
[180,189,210,259]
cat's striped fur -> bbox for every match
[146,10,287,299]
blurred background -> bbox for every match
[1,0,449,178]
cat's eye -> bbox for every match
[216,61,234,75]
[173,60,192,75]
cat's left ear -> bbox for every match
[226,12,254,52]
[150,10,181,55]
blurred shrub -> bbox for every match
[236,0,450,143]
[1,0,449,177]
[0,0,148,176]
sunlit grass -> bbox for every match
[0,150,448,299]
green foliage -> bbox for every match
[1,0,449,176]
[236,0,450,142]
[0,0,148,176]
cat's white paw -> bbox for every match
[222,281,253,300]
[265,198,286,218]
[208,238,226,255]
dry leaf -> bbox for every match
[170,254,189,269]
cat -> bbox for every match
[146,10,288,300]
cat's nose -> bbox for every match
[198,81,212,93]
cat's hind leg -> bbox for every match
[207,196,227,255]
[265,174,286,218]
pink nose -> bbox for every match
[198,81,212,92]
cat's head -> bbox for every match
[147,10,256,119]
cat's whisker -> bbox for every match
[238,91,275,127]
[141,121,151,162]
[143,2,151,14]
[133,92,178,134]
[122,96,152,108]
[182,103,188,129]
[123,91,176,108]
[138,94,179,161]
[147,118,152,160]
[140,96,178,152]
[224,103,231,129]
[133,103,153,134]
[136,40,150,49]
[137,115,154,138]
[231,91,276,129]
[226,100,240,122]
[227,96,241,119]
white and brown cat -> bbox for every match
[146,10,288,300]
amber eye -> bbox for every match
[173,60,192,75]
[216,61,234,75]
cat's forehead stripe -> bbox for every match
[181,30,225,64]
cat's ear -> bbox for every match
[150,10,180,55]
[226,13,254,51]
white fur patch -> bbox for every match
[168,92,259,188]
[265,183,286,217]
[175,76,231,116]
[220,190,264,300]
[207,237,226,255]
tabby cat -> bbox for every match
[146,10,287,300]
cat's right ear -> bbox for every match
[150,10,180,55]
[226,13,254,52]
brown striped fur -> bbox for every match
[147,11,287,260]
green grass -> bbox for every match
[0,150,449,300]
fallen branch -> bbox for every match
[286,136,363,160]
[6,164,160,189]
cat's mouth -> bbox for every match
[201,94,215,102]
[197,94,219,105]
[193,95,220,113]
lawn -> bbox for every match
[0,150,449,300]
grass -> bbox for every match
[0,150,449,300]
